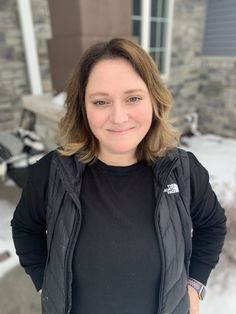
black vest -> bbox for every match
[41,148,192,314]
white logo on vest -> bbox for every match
[164,183,179,194]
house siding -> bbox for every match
[202,0,236,57]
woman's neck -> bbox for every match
[98,152,137,166]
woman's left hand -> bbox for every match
[188,284,200,314]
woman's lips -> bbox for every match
[107,127,135,134]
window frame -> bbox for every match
[132,0,174,79]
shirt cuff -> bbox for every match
[189,259,213,286]
[28,266,45,291]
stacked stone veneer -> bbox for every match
[169,0,206,118]
[0,0,52,131]
[197,59,236,137]
[169,0,236,137]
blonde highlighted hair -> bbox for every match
[58,38,180,163]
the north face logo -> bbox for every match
[164,183,179,194]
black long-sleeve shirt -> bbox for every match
[71,159,161,313]
[11,150,226,295]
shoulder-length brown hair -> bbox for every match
[58,37,180,163]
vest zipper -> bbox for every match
[64,207,83,314]
[154,157,178,314]
[53,155,86,314]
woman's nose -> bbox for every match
[110,104,128,124]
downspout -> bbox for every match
[17,0,42,95]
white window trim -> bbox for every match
[141,0,151,51]
[17,0,42,94]
[163,0,174,80]
[139,0,174,80]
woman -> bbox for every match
[11,38,226,314]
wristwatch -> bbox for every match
[188,278,206,300]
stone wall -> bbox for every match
[0,0,26,131]
[0,0,52,131]
[169,0,236,137]
[169,0,206,116]
[197,59,236,137]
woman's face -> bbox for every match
[85,58,153,165]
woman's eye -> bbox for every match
[128,96,141,103]
[93,100,107,106]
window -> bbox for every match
[202,0,236,57]
[132,0,174,77]
[132,0,142,41]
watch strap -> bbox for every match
[188,278,206,300]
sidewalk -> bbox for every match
[0,178,41,314]
[0,266,41,314]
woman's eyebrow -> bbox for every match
[88,89,146,98]
[88,92,109,98]
[123,89,146,94]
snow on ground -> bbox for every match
[181,134,236,314]
[181,133,236,205]
[0,133,236,312]
[0,179,20,278]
